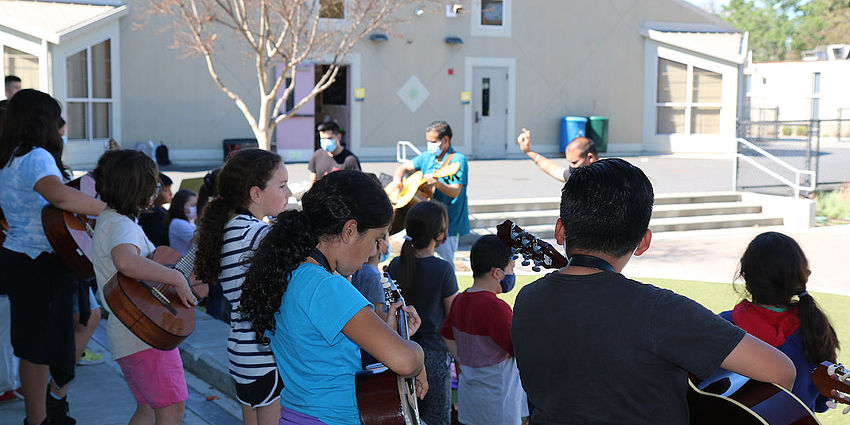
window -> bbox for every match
[319,0,344,19]
[3,47,39,91]
[481,0,503,26]
[66,40,113,141]
[656,58,722,135]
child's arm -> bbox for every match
[720,333,796,391]
[443,338,458,359]
[34,175,105,216]
[111,243,197,308]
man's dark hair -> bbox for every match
[158,172,173,187]
[317,121,340,135]
[470,235,512,278]
[4,75,21,87]
[426,121,452,141]
[560,158,654,257]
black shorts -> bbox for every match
[2,248,76,386]
[235,368,284,408]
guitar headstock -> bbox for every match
[496,220,568,272]
[811,362,850,414]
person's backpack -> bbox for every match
[155,143,171,166]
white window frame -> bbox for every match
[64,38,114,143]
[316,0,349,29]
[470,0,512,38]
[655,58,724,135]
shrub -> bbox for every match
[781,126,793,136]
[815,184,850,219]
[795,125,808,136]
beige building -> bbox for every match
[0,0,747,169]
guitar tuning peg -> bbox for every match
[826,399,839,409]
[511,254,519,260]
[843,405,850,415]
[522,260,531,267]
[533,245,541,253]
[828,364,838,376]
[532,266,541,272]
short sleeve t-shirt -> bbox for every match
[92,208,157,359]
[0,148,63,258]
[440,290,527,425]
[387,255,458,351]
[270,263,371,425]
[410,148,470,237]
[307,149,361,181]
[511,271,745,425]
[168,218,195,255]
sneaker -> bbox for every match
[78,348,104,366]
[45,388,76,425]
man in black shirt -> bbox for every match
[511,158,796,424]
[307,121,360,189]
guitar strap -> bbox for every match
[309,248,333,274]
[434,153,455,178]
[566,254,615,272]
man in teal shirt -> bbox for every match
[392,121,469,268]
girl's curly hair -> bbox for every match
[240,170,393,343]
[193,149,281,286]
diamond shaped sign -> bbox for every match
[396,75,429,112]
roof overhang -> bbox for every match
[641,22,748,65]
[0,1,128,45]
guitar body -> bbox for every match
[103,246,206,351]
[688,369,821,425]
[356,365,420,425]
[356,274,421,425]
[385,162,461,235]
[42,174,98,281]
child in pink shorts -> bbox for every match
[90,150,197,425]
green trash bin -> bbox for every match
[588,116,609,153]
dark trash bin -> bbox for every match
[588,116,609,153]
[222,138,259,160]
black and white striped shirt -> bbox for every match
[220,214,276,384]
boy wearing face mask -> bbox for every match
[440,235,527,425]
[350,233,391,321]
[307,121,361,189]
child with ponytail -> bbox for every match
[387,200,459,425]
[194,149,290,425]
[721,231,840,412]
[241,170,427,425]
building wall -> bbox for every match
[746,60,850,138]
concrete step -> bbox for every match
[461,213,784,245]
[467,192,744,214]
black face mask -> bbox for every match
[567,165,577,175]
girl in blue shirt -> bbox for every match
[0,89,104,425]
[241,170,427,425]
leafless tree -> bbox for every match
[148,0,431,151]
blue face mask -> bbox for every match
[499,272,516,293]
[320,138,337,152]
[426,141,442,153]
[379,243,390,263]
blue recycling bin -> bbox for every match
[560,116,588,152]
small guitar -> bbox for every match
[385,161,461,235]
[688,369,821,424]
[495,219,567,271]
[103,245,208,351]
[356,273,421,425]
[42,174,99,281]
[811,362,850,414]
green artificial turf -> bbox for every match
[457,275,849,423]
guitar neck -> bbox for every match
[174,246,197,278]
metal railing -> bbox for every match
[732,138,816,198]
[396,140,421,162]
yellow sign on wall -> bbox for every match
[460,91,471,104]
[354,88,366,101]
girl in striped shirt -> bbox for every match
[194,149,291,425]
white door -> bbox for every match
[472,67,508,158]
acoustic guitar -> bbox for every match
[385,161,461,235]
[103,246,208,351]
[355,273,421,425]
[42,174,99,281]
[495,219,825,424]
[811,362,850,414]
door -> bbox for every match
[473,66,508,158]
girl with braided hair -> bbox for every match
[194,149,290,425]
[241,170,427,425]
[720,231,840,413]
